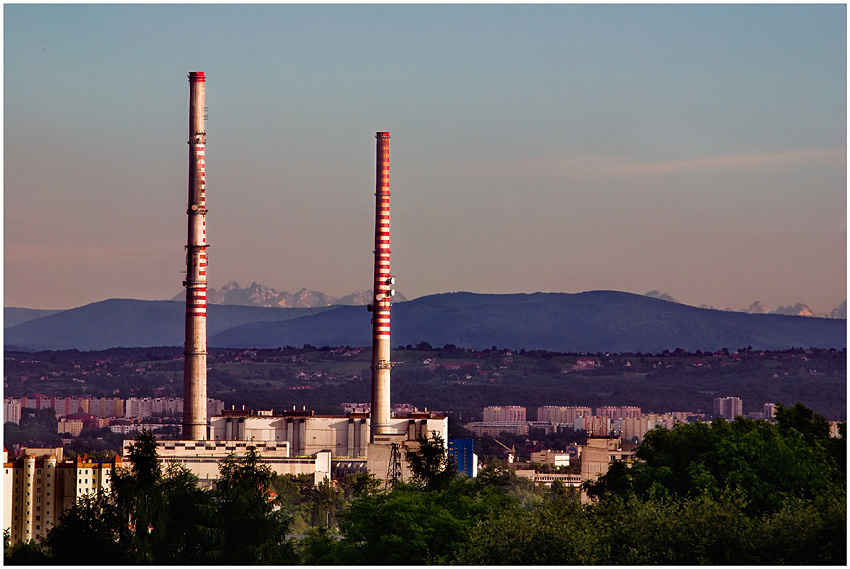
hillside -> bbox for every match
[209,291,846,352]
[4,307,63,328]
[3,300,333,351]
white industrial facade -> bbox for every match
[205,410,448,483]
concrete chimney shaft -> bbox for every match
[370,132,392,441]
[183,71,208,440]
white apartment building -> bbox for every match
[574,415,612,437]
[713,397,743,420]
[483,406,526,422]
[531,449,571,467]
[597,406,642,420]
[613,417,654,442]
[463,422,530,437]
[4,398,22,425]
[125,397,224,420]
[536,406,592,425]
[3,448,118,546]
[763,403,776,420]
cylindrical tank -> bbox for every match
[183,71,208,440]
[370,132,392,440]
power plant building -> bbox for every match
[149,80,448,486]
[204,408,447,482]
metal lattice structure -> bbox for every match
[386,442,403,488]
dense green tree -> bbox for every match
[775,401,832,442]
[43,493,123,564]
[459,496,600,565]
[337,480,487,564]
[328,437,527,565]
[202,446,296,564]
[738,495,847,564]
[4,538,53,565]
[336,472,380,501]
[109,430,216,563]
[474,461,546,508]
[404,433,457,491]
[295,526,350,564]
[591,493,753,564]
[4,409,62,449]
[586,410,845,518]
[582,405,846,564]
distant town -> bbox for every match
[5,343,844,458]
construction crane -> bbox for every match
[493,438,516,464]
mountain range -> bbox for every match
[644,290,846,319]
[4,290,845,353]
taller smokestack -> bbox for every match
[183,71,208,440]
[370,132,393,441]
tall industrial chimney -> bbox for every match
[370,132,394,441]
[183,71,208,440]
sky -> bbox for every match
[4,3,847,314]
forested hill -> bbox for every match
[211,291,844,352]
[4,291,845,353]
[3,300,333,351]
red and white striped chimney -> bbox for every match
[370,132,393,440]
[183,71,208,441]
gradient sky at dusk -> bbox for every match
[4,4,846,313]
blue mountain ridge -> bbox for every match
[4,291,844,353]
[208,291,846,353]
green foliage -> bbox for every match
[4,409,62,449]
[44,493,123,564]
[24,403,846,565]
[336,478,505,565]
[775,401,832,442]
[739,495,846,564]
[587,410,845,518]
[295,526,347,565]
[474,462,547,508]
[404,432,457,490]
[460,497,601,564]
[579,405,846,564]
[336,471,380,501]
[110,430,215,563]
[591,493,754,564]
[4,538,52,565]
[203,446,296,564]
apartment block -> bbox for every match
[4,399,21,425]
[483,406,526,422]
[573,415,612,437]
[536,406,592,425]
[3,448,118,546]
[713,397,743,421]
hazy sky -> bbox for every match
[4,4,846,313]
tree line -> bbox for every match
[4,403,846,565]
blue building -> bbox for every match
[448,439,477,478]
